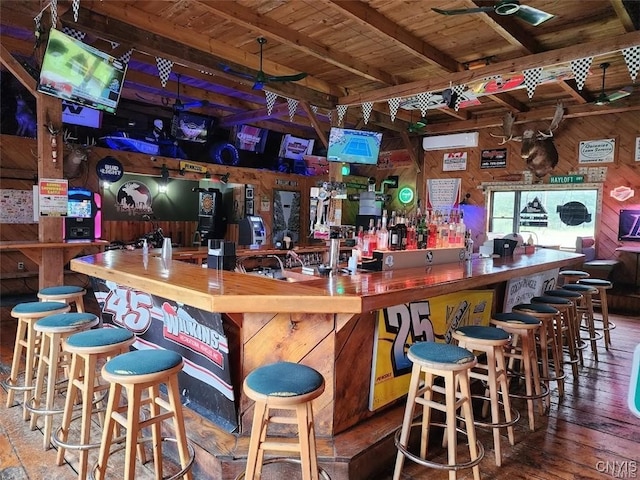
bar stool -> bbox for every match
[558,270,590,286]
[512,303,565,406]
[544,289,585,371]
[241,361,327,480]
[38,285,87,313]
[578,278,615,349]
[28,312,99,450]
[491,312,546,431]
[93,349,194,480]
[393,342,483,480]
[452,326,519,467]
[562,283,601,362]
[2,301,70,420]
[53,327,135,480]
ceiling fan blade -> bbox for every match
[432,7,493,16]
[252,80,265,91]
[220,64,256,81]
[266,72,308,83]
[180,99,209,110]
[607,86,633,103]
[513,5,555,26]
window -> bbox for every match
[486,184,602,249]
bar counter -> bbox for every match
[70,248,583,479]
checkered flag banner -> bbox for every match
[286,97,299,121]
[570,56,593,90]
[388,97,400,122]
[336,104,348,125]
[62,26,85,42]
[622,46,640,82]
[34,11,43,32]
[310,105,318,115]
[118,48,133,65]
[265,90,278,115]
[327,109,333,126]
[523,67,542,98]
[51,0,58,27]
[155,57,174,88]
[109,41,120,50]
[362,102,373,124]
[417,92,432,117]
[72,0,80,22]
[452,84,466,111]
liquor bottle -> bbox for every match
[377,211,389,251]
[456,211,466,246]
[368,219,378,253]
[389,211,400,251]
[406,215,417,250]
[416,214,426,249]
[397,213,407,250]
[427,211,437,248]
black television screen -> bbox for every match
[619,209,640,242]
[326,127,382,165]
[233,125,268,153]
[279,134,314,160]
[37,29,127,115]
[171,112,212,143]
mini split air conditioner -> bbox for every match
[422,132,479,151]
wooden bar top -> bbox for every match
[70,248,583,315]
[0,240,109,250]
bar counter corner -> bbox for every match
[70,248,583,479]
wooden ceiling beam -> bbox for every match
[299,101,329,149]
[0,44,36,94]
[609,0,637,32]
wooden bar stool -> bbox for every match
[93,349,194,480]
[393,342,483,480]
[558,270,590,286]
[578,278,615,349]
[562,283,601,362]
[491,312,546,431]
[2,301,70,420]
[53,327,135,480]
[512,303,565,406]
[240,361,327,480]
[452,326,519,467]
[38,285,87,313]
[544,289,585,372]
[28,312,99,450]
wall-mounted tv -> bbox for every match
[37,29,127,115]
[618,209,640,242]
[171,111,212,143]
[279,134,315,160]
[326,127,382,165]
[233,125,268,153]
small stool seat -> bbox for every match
[54,327,135,480]
[28,312,99,450]
[241,362,326,480]
[3,301,70,419]
[94,349,194,480]
[38,286,86,312]
[453,326,519,466]
[558,270,590,285]
[579,278,615,349]
[393,342,482,480]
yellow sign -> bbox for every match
[369,290,494,411]
[179,161,208,174]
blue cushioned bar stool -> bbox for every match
[452,326,519,467]
[578,278,615,349]
[393,342,483,480]
[240,361,327,480]
[558,269,590,286]
[28,312,99,450]
[2,301,70,420]
[544,289,585,372]
[38,285,87,313]
[512,303,564,407]
[491,312,547,431]
[93,349,194,480]
[562,283,600,362]
[53,327,135,480]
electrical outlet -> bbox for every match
[17,262,25,271]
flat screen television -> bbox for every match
[37,28,127,114]
[618,209,640,242]
[171,111,212,143]
[279,134,315,160]
[326,127,382,165]
[233,125,268,153]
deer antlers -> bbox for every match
[491,102,565,143]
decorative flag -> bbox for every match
[155,57,174,88]
[72,0,80,22]
[286,97,299,121]
[265,90,278,115]
[388,97,400,122]
[622,46,640,83]
[109,41,120,50]
[118,48,133,65]
[336,105,348,125]
[311,105,318,115]
[362,102,373,124]
[523,67,542,98]
[452,84,466,111]
[417,92,432,117]
[51,0,58,27]
[61,26,85,42]
[327,110,333,126]
[570,57,593,90]
[34,11,43,32]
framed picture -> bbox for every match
[619,209,640,242]
[245,186,254,199]
[245,199,254,216]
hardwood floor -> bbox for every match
[1,305,639,479]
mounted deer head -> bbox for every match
[63,131,95,179]
[491,103,565,180]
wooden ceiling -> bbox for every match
[1,0,639,144]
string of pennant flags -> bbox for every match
[35,1,640,127]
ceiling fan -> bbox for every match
[221,37,308,90]
[407,113,428,134]
[163,73,209,112]
[432,1,555,26]
[594,62,633,106]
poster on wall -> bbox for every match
[369,290,493,411]
[425,178,461,210]
[442,152,467,171]
[503,268,559,312]
[481,148,507,169]
[578,138,616,164]
[38,178,68,216]
[377,149,413,169]
[618,209,640,242]
[0,189,36,223]
[635,137,640,162]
